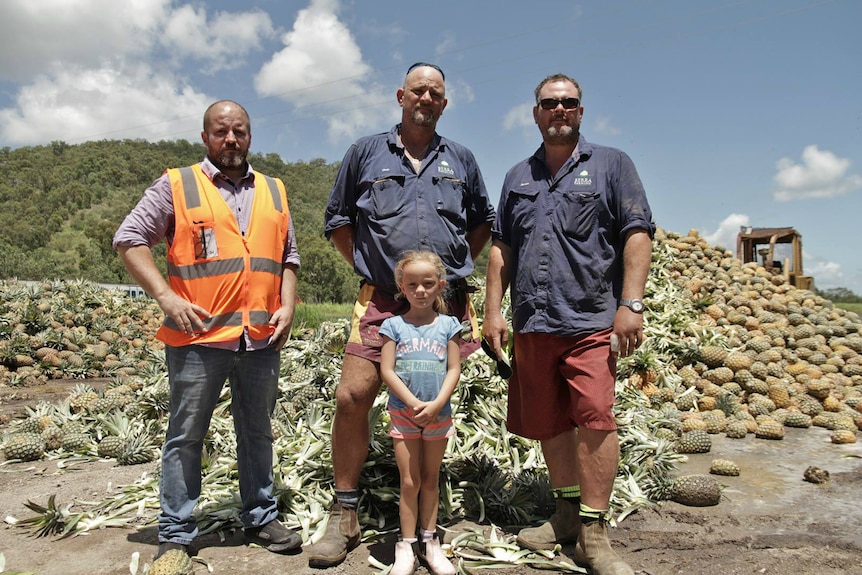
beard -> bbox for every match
[545,123,578,145]
[411,107,436,128]
[215,149,246,170]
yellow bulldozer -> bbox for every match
[736,226,814,291]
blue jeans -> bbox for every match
[159,343,280,544]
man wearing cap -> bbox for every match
[309,63,495,568]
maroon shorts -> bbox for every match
[507,329,618,440]
[345,282,480,363]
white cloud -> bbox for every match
[803,251,847,292]
[254,0,391,143]
[593,116,621,137]
[702,213,749,253]
[0,1,281,146]
[0,64,209,145]
[773,145,862,201]
[162,6,276,73]
[435,32,457,57]
[502,103,534,133]
[0,0,169,80]
[444,79,475,111]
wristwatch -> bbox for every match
[620,298,645,313]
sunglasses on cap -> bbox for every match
[538,97,580,110]
[406,62,445,80]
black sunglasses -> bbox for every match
[406,62,445,80]
[538,97,580,110]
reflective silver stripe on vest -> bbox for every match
[168,257,281,280]
[249,310,272,325]
[250,257,282,275]
[262,175,283,212]
[179,167,201,209]
[163,309,273,331]
[168,257,245,280]
[164,311,242,331]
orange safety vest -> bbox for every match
[156,164,290,346]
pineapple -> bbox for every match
[670,474,721,507]
[783,412,812,428]
[3,432,46,461]
[724,420,749,439]
[702,411,727,434]
[709,459,740,476]
[803,466,830,484]
[677,430,711,454]
[41,425,64,451]
[699,345,728,368]
[724,351,751,372]
[680,415,706,433]
[830,430,856,444]
[97,436,126,458]
[149,549,194,575]
[116,426,158,466]
[767,383,792,409]
[60,422,92,453]
[754,419,785,440]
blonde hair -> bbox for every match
[394,250,449,314]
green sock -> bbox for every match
[552,485,581,504]
[579,503,606,524]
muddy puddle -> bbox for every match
[673,426,862,544]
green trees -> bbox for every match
[0,139,357,302]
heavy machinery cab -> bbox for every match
[736,226,814,290]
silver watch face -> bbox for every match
[625,299,644,313]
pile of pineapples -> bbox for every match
[621,227,862,454]
[0,278,163,387]
[1,226,861,550]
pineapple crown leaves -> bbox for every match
[15,494,74,538]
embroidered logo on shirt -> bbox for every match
[437,160,455,176]
[572,169,592,186]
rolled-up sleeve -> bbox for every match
[112,173,174,250]
[284,215,301,267]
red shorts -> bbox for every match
[388,407,454,440]
[507,329,618,440]
[345,282,480,363]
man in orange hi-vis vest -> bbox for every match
[113,100,301,561]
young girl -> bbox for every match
[379,251,460,575]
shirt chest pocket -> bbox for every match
[508,187,541,234]
[431,177,466,221]
[557,191,600,240]
[369,176,406,219]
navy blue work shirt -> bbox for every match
[324,124,495,289]
[493,135,655,337]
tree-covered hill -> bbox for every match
[0,140,357,303]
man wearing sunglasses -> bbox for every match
[483,73,654,575]
[312,63,495,568]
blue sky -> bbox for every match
[2,0,860,295]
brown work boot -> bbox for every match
[516,498,580,551]
[574,520,634,575]
[307,503,361,568]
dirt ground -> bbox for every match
[2,385,862,575]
